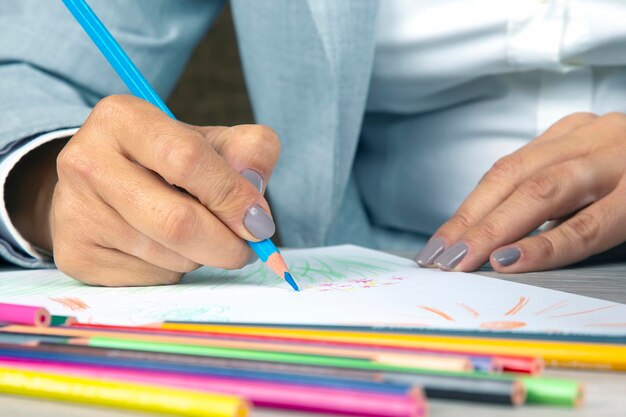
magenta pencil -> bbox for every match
[0,358,425,417]
[0,303,50,327]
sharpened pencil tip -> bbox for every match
[284,272,299,291]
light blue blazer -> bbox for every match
[0,0,426,269]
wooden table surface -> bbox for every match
[2,256,625,417]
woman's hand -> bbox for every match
[415,112,626,273]
[9,95,280,286]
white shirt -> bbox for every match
[6,0,626,258]
[357,0,626,236]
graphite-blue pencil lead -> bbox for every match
[283,272,299,292]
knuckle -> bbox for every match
[595,112,626,141]
[599,112,626,126]
[556,112,597,126]
[211,176,254,214]
[231,124,281,157]
[532,234,558,259]
[157,204,199,245]
[92,95,134,120]
[56,143,96,181]
[485,155,522,185]
[448,211,474,230]
[520,174,560,201]
[159,136,205,184]
[477,219,502,242]
[565,212,601,246]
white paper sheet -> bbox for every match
[0,245,624,335]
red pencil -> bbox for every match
[69,322,542,374]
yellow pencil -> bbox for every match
[161,323,626,371]
[0,365,249,417]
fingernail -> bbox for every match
[241,169,264,193]
[435,242,468,271]
[492,247,521,267]
[414,237,445,267]
[244,204,275,240]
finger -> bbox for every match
[94,96,275,241]
[76,148,252,270]
[56,241,183,287]
[94,200,201,273]
[50,181,200,274]
[416,113,598,266]
[437,154,620,271]
[489,189,626,273]
[194,125,281,194]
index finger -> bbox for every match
[415,113,597,266]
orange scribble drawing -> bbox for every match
[457,303,480,318]
[505,296,529,316]
[49,296,90,311]
[480,321,527,330]
[535,300,567,316]
[550,304,618,319]
[418,306,455,322]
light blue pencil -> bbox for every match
[61,0,298,291]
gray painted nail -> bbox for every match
[241,169,264,193]
[492,247,521,267]
[435,242,468,271]
[414,237,445,267]
[244,204,275,240]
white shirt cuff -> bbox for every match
[0,128,78,261]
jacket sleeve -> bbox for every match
[0,0,224,268]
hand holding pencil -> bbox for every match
[13,0,298,289]
[51,96,280,286]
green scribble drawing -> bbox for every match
[0,246,409,298]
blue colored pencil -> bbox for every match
[61,0,298,291]
[0,345,412,395]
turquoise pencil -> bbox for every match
[61,0,298,291]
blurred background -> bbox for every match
[167,5,253,127]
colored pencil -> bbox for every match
[0,357,425,417]
[70,322,542,374]
[159,323,626,371]
[60,0,298,291]
[86,330,473,372]
[5,339,382,381]
[50,315,77,327]
[0,325,474,373]
[171,321,626,345]
[0,343,522,405]
[0,365,249,417]
[0,344,415,395]
[0,303,50,327]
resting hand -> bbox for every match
[415,112,626,273]
[11,95,280,286]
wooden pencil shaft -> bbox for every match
[0,343,522,405]
[71,323,541,374]
[159,324,626,371]
[0,365,248,417]
[0,358,425,417]
[0,344,412,396]
[37,342,381,381]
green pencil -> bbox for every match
[84,336,582,406]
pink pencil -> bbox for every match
[0,303,50,327]
[0,358,426,417]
